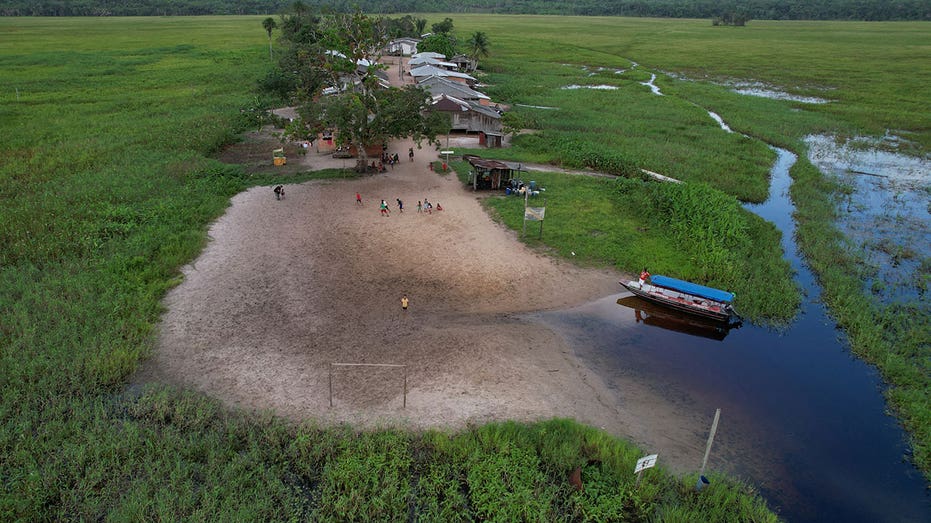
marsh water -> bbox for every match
[533,146,930,521]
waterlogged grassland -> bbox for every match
[459,41,778,202]
[450,15,931,151]
[0,17,778,519]
[443,15,930,479]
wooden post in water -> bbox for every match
[699,408,721,481]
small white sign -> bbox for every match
[440,150,454,155]
[524,207,546,221]
[634,454,658,474]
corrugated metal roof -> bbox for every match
[468,157,512,170]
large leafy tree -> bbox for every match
[260,3,326,100]
[431,17,454,34]
[278,10,445,171]
[415,33,457,59]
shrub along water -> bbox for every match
[0,17,778,519]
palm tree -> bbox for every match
[467,31,489,72]
[262,17,277,60]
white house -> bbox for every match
[386,38,419,56]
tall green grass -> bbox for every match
[479,171,797,322]
[0,16,778,519]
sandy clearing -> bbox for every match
[138,130,714,474]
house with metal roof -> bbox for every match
[418,75,491,105]
[449,54,476,72]
[411,51,446,60]
[463,156,516,189]
[410,65,476,86]
[408,56,458,69]
[430,94,503,147]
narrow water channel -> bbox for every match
[532,147,930,521]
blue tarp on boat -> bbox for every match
[651,275,735,303]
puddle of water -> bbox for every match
[805,134,930,303]
[665,72,831,104]
[640,73,663,96]
[561,84,619,90]
[536,146,931,522]
[707,111,733,133]
[730,81,830,104]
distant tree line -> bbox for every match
[2,0,929,21]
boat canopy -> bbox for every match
[651,275,735,304]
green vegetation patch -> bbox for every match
[482,172,798,322]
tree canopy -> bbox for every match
[268,10,446,171]
[415,33,457,59]
[2,0,929,21]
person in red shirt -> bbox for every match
[639,268,651,288]
[356,192,362,205]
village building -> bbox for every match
[464,156,518,190]
[411,51,446,60]
[418,75,491,106]
[408,56,458,70]
[386,37,419,56]
[449,54,476,72]
[410,65,476,86]
[430,93,503,147]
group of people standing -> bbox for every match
[356,193,443,217]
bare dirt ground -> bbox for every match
[140,66,714,472]
[141,134,633,430]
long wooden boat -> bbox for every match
[618,275,740,324]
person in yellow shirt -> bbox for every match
[401,295,409,310]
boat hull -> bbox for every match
[619,280,738,323]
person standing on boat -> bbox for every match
[639,268,651,288]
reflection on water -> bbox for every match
[616,296,735,341]
[805,134,930,303]
[535,143,931,522]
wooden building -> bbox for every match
[465,156,515,190]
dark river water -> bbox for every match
[533,148,930,522]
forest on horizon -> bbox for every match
[2,0,929,21]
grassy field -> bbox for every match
[448,15,930,152]
[0,16,780,519]
[441,15,930,479]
